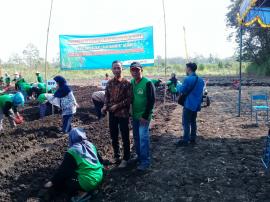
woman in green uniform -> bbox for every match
[44,128,104,200]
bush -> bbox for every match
[246,58,270,76]
[199,64,205,71]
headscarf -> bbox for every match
[68,128,99,165]
[12,92,25,107]
[53,76,71,98]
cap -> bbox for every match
[130,62,142,69]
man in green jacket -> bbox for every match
[130,62,156,171]
[0,92,24,131]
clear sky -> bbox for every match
[0,0,236,62]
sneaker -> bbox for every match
[118,160,128,168]
[175,140,188,147]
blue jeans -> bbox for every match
[62,114,73,133]
[39,104,47,118]
[132,119,150,168]
[182,108,197,142]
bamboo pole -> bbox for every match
[44,0,54,115]
[183,26,189,62]
[162,0,167,105]
[45,0,54,93]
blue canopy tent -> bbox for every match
[237,0,270,116]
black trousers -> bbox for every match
[51,172,83,199]
[109,113,130,161]
[92,99,104,119]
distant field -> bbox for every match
[2,62,245,84]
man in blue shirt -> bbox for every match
[176,62,204,146]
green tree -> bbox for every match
[226,0,270,75]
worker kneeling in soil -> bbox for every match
[0,92,24,131]
[44,128,104,201]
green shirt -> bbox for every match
[15,79,26,90]
[167,81,177,93]
[0,94,12,109]
[37,75,43,83]
[131,77,153,120]
[38,82,48,93]
[21,83,31,94]
[67,145,103,191]
[5,77,10,84]
[37,93,47,104]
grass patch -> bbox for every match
[1,62,246,84]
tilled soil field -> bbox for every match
[0,77,270,202]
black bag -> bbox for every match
[202,95,211,107]
[206,96,211,107]
[178,76,198,106]
[178,94,187,106]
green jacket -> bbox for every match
[38,83,48,93]
[37,93,47,104]
[15,79,26,90]
[37,75,44,83]
[4,77,10,84]
[21,83,31,94]
[67,145,103,191]
[0,94,12,110]
[131,77,153,120]
[167,81,177,93]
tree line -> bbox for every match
[226,0,270,76]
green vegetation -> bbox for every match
[226,0,270,76]
[1,61,245,84]
[246,58,270,76]
[0,42,248,82]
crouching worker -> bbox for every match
[37,93,54,118]
[91,91,105,120]
[44,128,104,201]
[0,92,24,131]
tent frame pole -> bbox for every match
[238,25,243,117]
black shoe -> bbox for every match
[175,140,188,147]
[190,140,196,145]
